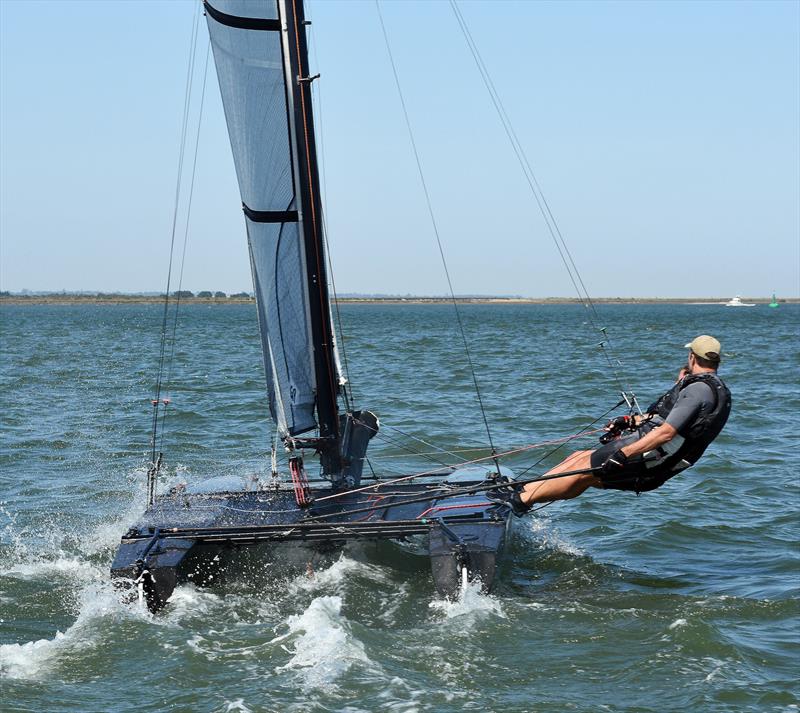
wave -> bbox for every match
[0,580,153,681]
[274,595,374,691]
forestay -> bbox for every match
[205,0,341,437]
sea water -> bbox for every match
[1,302,798,712]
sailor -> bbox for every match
[500,335,731,515]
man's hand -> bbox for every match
[601,449,628,474]
[605,415,634,432]
[599,415,635,444]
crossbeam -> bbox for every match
[122,519,442,544]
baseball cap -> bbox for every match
[684,335,721,362]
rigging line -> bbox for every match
[150,2,202,466]
[308,464,601,522]
[367,430,602,460]
[449,1,596,318]
[359,425,601,476]
[513,398,624,479]
[379,421,474,463]
[352,415,477,465]
[313,426,603,503]
[451,1,633,403]
[375,446,520,458]
[449,1,637,405]
[367,428,464,471]
[159,41,212,454]
[323,219,354,409]
[306,2,355,409]
[374,0,500,473]
[357,458,430,478]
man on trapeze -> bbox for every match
[496,335,731,515]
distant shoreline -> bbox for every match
[1,294,796,306]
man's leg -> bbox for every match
[519,450,602,505]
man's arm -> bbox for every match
[623,381,710,455]
[619,422,678,458]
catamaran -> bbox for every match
[111,0,522,611]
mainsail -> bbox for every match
[204,0,341,440]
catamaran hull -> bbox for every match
[111,474,515,611]
[112,521,512,610]
[429,519,512,597]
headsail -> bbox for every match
[204,0,341,440]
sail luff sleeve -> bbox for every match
[205,0,317,436]
[280,0,341,447]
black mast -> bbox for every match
[280,0,341,468]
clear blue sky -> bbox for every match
[1,0,798,297]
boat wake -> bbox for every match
[0,495,156,680]
[3,488,498,698]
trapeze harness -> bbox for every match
[606,373,732,493]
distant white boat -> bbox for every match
[724,295,756,307]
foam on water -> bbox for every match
[0,493,166,681]
[275,595,372,690]
[166,583,224,621]
[522,514,583,556]
[428,578,505,621]
[703,657,726,683]
[0,579,151,680]
[2,556,95,581]
[1,482,145,579]
[0,629,72,680]
[288,552,392,595]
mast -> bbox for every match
[278,0,341,455]
[204,0,342,470]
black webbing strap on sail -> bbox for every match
[203,1,280,32]
[242,203,299,224]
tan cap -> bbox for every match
[685,335,721,362]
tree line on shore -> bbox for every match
[0,290,253,299]
[171,291,251,299]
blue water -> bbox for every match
[1,302,798,712]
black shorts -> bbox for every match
[590,432,673,493]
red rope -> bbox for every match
[289,457,310,507]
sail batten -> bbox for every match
[205,0,340,439]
